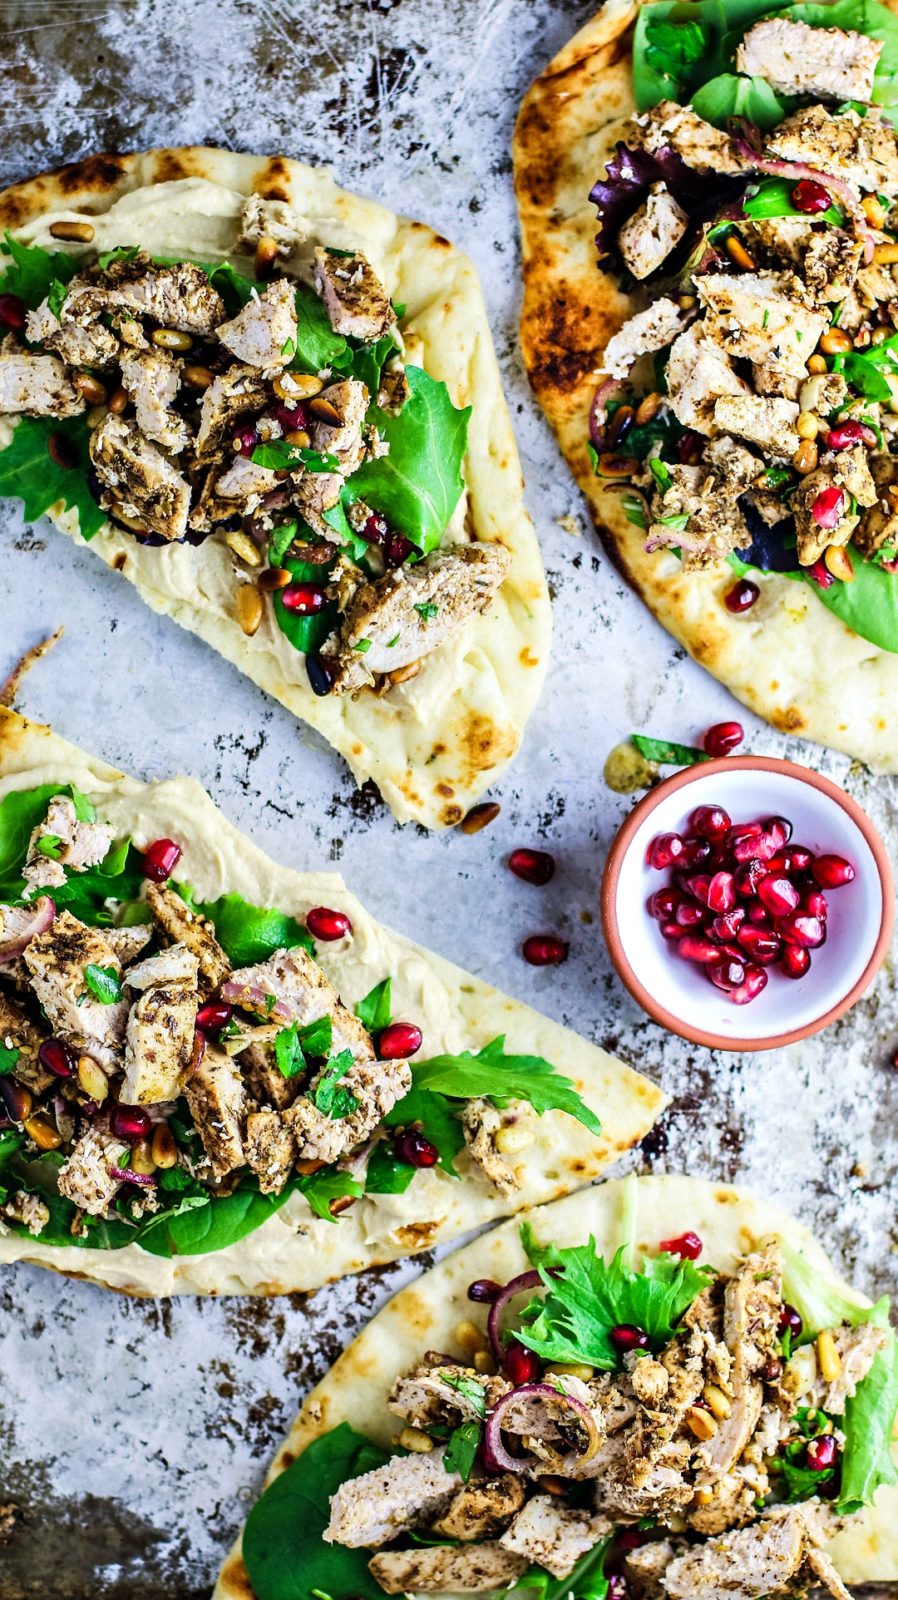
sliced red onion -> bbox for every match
[219,978,292,1023]
[589,378,625,450]
[109,1166,157,1187]
[487,1269,542,1364]
[731,139,874,259]
[483,1382,601,1475]
[0,895,55,961]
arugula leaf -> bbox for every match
[516,1226,715,1370]
[802,548,898,654]
[364,1139,417,1194]
[348,366,470,555]
[0,233,79,309]
[441,1371,487,1417]
[242,1424,390,1600]
[444,1420,481,1482]
[348,332,400,397]
[274,1022,305,1080]
[355,977,393,1032]
[137,1179,293,1257]
[0,1044,20,1076]
[631,733,710,766]
[193,891,313,965]
[383,1084,465,1179]
[312,1049,359,1120]
[82,964,122,1005]
[0,416,107,540]
[206,260,256,312]
[839,1332,898,1512]
[412,1037,602,1138]
[297,1166,363,1224]
[268,520,299,566]
[299,1015,333,1059]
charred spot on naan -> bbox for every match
[0,151,134,229]
[251,154,293,203]
[217,1553,255,1600]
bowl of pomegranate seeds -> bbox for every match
[601,756,893,1050]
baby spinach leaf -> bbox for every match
[0,1130,25,1166]
[242,1424,390,1600]
[631,733,710,766]
[348,366,471,555]
[194,891,313,965]
[0,1044,20,1076]
[82,964,122,1005]
[444,1420,481,1482]
[517,1535,613,1600]
[413,1037,602,1138]
[383,1084,465,1179]
[0,415,107,540]
[137,1179,293,1257]
[272,551,338,657]
[297,1167,363,1223]
[0,232,79,308]
[839,1331,898,1512]
[691,71,791,129]
[803,550,898,653]
[355,977,393,1032]
[632,3,715,108]
[838,330,898,402]
[741,177,843,225]
[364,1140,417,1194]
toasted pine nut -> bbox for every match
[807,354,828,374]
[130,1138,157,1176]
[309,395,342,425]
[796,412,818,440]
[872,326,890,345]
[151,1123,178,1169]
[545,1362,595,1381]
[386,660,421,686]
[225,528,262,567]
[678,294,697,310]
[635,391,663,426]
[151,328,193,352]
[473,1350,495,1374]
[596,453,639,479]
[726,235,756,271]
[874,241,898,266]
[258,565,291,591]
[24,1114,62,1151]
[329,1193,356,1217]
[295,1156,325,1176]
[703,1384,732,1420]
[825,544,855,582]
[274,371,323,401]
[77,1055,108,1101]
[255,234,279,278]
[236,583,264,636]
[108,384,128,415]
[816,1329,842,1383]
[285,428,311,448]
[536,1476,568,1496]
[495,1123,534,1155]
[86,405,107,429]
[0,1079,32,1121]
[455,1319,488,1356]
[820,329,853,355]
[397,1426,434,1453]
[863,195,888,228]
[49,218,95,243]
[685,1405,718,1441]
[608,405,634,449]
[182,364,214,391]
[460,801,500,834]
[693,1486,714,1506]
[73,372,108,406]
[793,439,818,474]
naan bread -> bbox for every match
[0,708,665,1295]
[0,147,552,827]
[215,1173,898,1597]
[514,1,898,771]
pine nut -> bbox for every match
[874,242,898,266]
[545,1362,595,1381]
[820,329,852,355]
[151,1123,178,1169]
[693,1486,714,1506]
[678,294,697,310]
[285,428,311,448]
[255,234,279,279]
[309,396,342,425]
[816,1329,842,1383]
[460,802,501,834]
[49,218,95,243]
[473,1350,495,1373]
[807,354,828,374]
[258,566,291,591]
[386,661,421,686]
[24,1114,62,1151]
[635,392,663,425]
[536,1476,568,1496]
[872,326,890,346]
[329,1193,356,1217]
[225,528,262,567]
[86,405,107,429]
[796,412,818,440]
[495,1123,534,1155]
[73,372,108,406]
[77,1055,108,1101]
[685,1405,718,1441]
[726,235,756,271]
[108,384,128,415]
[0,1079,32,1121]
[863,195,888,228]
[182,364,214,391]
[608,405,634,449]
[236,583,264,636]
[130,1137,157,1176]
[703,1384,732,1420]
[274,371,323,401]
[151,328,193,352]
[793,439,818,474]
[455,1319,488,1356]
[596,453,639,479]
[397,1427,433,1453]
[825,544,855,582]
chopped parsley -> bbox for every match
[82,964,122,1005]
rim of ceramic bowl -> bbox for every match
[600,755,895,1052]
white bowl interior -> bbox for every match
[615,766,885,1045]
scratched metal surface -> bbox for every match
[0,2,896,1596]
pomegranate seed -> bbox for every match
[785,846,814,874]
[38,1038,76,1078]
[703,721,744,758]
[272,400,308,431]
[808,557,835,588]
[764,816,793,847]
[659,1230,703,1260]
[142,837,182,882]
[0,292,27,330]
[195,1002,233,1035]
[306,655,336,696]
[811,485,846,529]
[710,957,746,991]
[395,1128,438,1168]
[779,912,825,949]
[233,424,259,456]
[724,578,759,614]
[383,531,415,567]
[467,1278,502,1304]
[807,1434,837,1472]
[615,1528,647,1552]
[779,1304,803,1338]
[727,823,762,861]
[281,583,327,614]
[677,935,720,964]
[736,925,782,964]
[747,902,773,925]
[610,1323,650,1353]
[523,934,568,966]
[781,944,811,979]
[680,836,713,867]
[505,1339,541,1384]
[690,805,731,840]
[683,873,712,905]
[676,901,708,928]
[508,847,555,886]
[110,1104,152,1140]
[735,859,768,896]
[791,178,833,214]
[361,511,390,545]
[729,963,768,1004]
[707,871,736,913]
[378,1022,423,1059]
[48,431,77,469]
[660,921,683,940]
[758,876,800,917]
[677,430,702,464]
[648,832,686,870]
[648,887,681,921]
[709,907,745,942]
[812,853,856,889]
[825,420,867,452]
[307,906,352,941]
[802,889,828,921]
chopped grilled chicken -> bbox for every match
[124,944,197,989]
[121,957,199,1104]
[595,1461,694,1519]
[120,349,191,453]
[432,1475,526,1542]
[695,1247,782,1481]
[389,1362,511,1429]
[785,1320,890,1413]
[736,18,881,103]
[794,445,876,564]
[222,945,372,1057]
[630,1356,670,1406]
[64,254,226,336]
[237,194,306,257]
[26,298,120,369]
[195,364,269,458]
[292,469,344,538]
[0,346,82,417]
[287,1052,411,1164]
[325,1451,461,1549]
[664,325,747,434]
[0,989,53,1093]
[217,280,298,372]
[856,453,898,554]
[630,101,745,175]
[461,1097,521,1196]
[619,184,688,280]
[320,542,510,694]
[713,395,800,461]
[22,795,113,893]
[661,1506,813,1600]
[751,359,802,403]
[314,247,394,342]
[805,1541,855,1600]
[144,882,230,995]
[214,453,280,505]
[694,272,826,377]
[244,1109,296,1194]
[624,1539,678,1597]
[805,233,864,305]
[239,1038,298,1110]
[3,1191,49,1236]
[103,924,154,966]
[90,414,192,541]
[602,297,694,379]
[368,1544,528,1594]
[23,910,128,1063]
[57,1124,130,1216]
[500,1496,610,1579]
[768,105,898,197]
[646,438,758,566]
[308,378,368,471]
[183,1042,247,1178]
[799,372,848,418]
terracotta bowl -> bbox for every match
[601,756,894,1052]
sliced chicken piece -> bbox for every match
[104,924,154,966]
[368,1544,528,1594]
[195,364,269,458]
[736,18,881,103]
[22,795,113,895]
[239,1038,298,1110]
[144,882,230,995]
[57,1124,130,1217]
[23,910,128,1063]
[602,297,693,379]
[500,1495,610,1579]
[243,1108,296,1194]
[694,272,826,378]
[805,233,863,305]
[325,1450,461,1548]
[662,1506,810,1600]
[389,1362,511,1429]
[713,395,800,461]
[123,944,197,989]
[26,298,120,369]
[89,414,191,541]
[221,945,372,1056]
[0,989,53,1093]
[65,255,226,336]
[665,324,747,434]
[217,279,298,372]
[119,944,199,1105]
[120,348,191,453]
[321,542,510,694]
[624,1539,679,1597]
[461,1097,521,1196]
[696,1246,782,1480]
[752,359,803,402]
[308,377,368,472]
[785,1320,890,1414]
[630,100,745,176]
[856,452,898,555]
[314,247,394,342]
[768,106,898,198]
[237,195,306,257]
[433,1475,526,1542]
[214,453,280,505]
[292,469,344,538]
[183,1042,247,1178]
[286,1052,411,1165]
[619,184,688,280]
[0,346,83,417]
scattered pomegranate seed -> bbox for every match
[791,178,833,214]
[734,859,768,897]
[505,1339,541,1384]
[677,935,720,965]
[648,887,681,921]
[307,906,352,941]
[110,1104,152,1141]
[779,1304,803,1338]
[610,1323,650,1353]
[233,424,259,456]
[779,912,825,949]
[467,1278,502,1304]
[825,420,870,452]
[196,1002,233,1035]
[523,934,568,966]
[811,485,846,529]
[142,837,182,881]
[806,1434,837,1471]
[737,925,782,964]
[395,1129,438,1168]
[615,1528,647,1552]
[690,805,731,840]
[361,511,390,545]
[758,876,800,917]
[808,557,835,588]
[648,832,686,870]
[271,400,308,432]
[383,531,415,567]
[0,293,27,330]
[38,1038,75,1078]
[812,853,856,889]
[707,871,736,913]
[724,578,759,614]
[730,964,768,1004]
[306,655,336,696]
[660,921,683,940]
[703,721,744,758]
[802,889,829,921]
[710,957,746,992]
[378,1022,423,1059]
[781,944,812,979]
[682,873,711,906]
[281,583,327,614]
[709,907,745,942]
[659,1230,703,1260]
[675,901,707,928]
[508,847,555,886]
[680,836,712,867]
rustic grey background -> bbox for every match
[0,2,896,1596]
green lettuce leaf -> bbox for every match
[0,232,79,309]
[411,1036,602,1138]
[781,1242,891,1336]
[691,71,792,128]
[802,549,898,654]
[0,416,107,541]
[382,1084,466,1179]
[192,891,313,966]
[348,366,471,554]
[355,977,393,1032]
[839,1332,898,1512]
